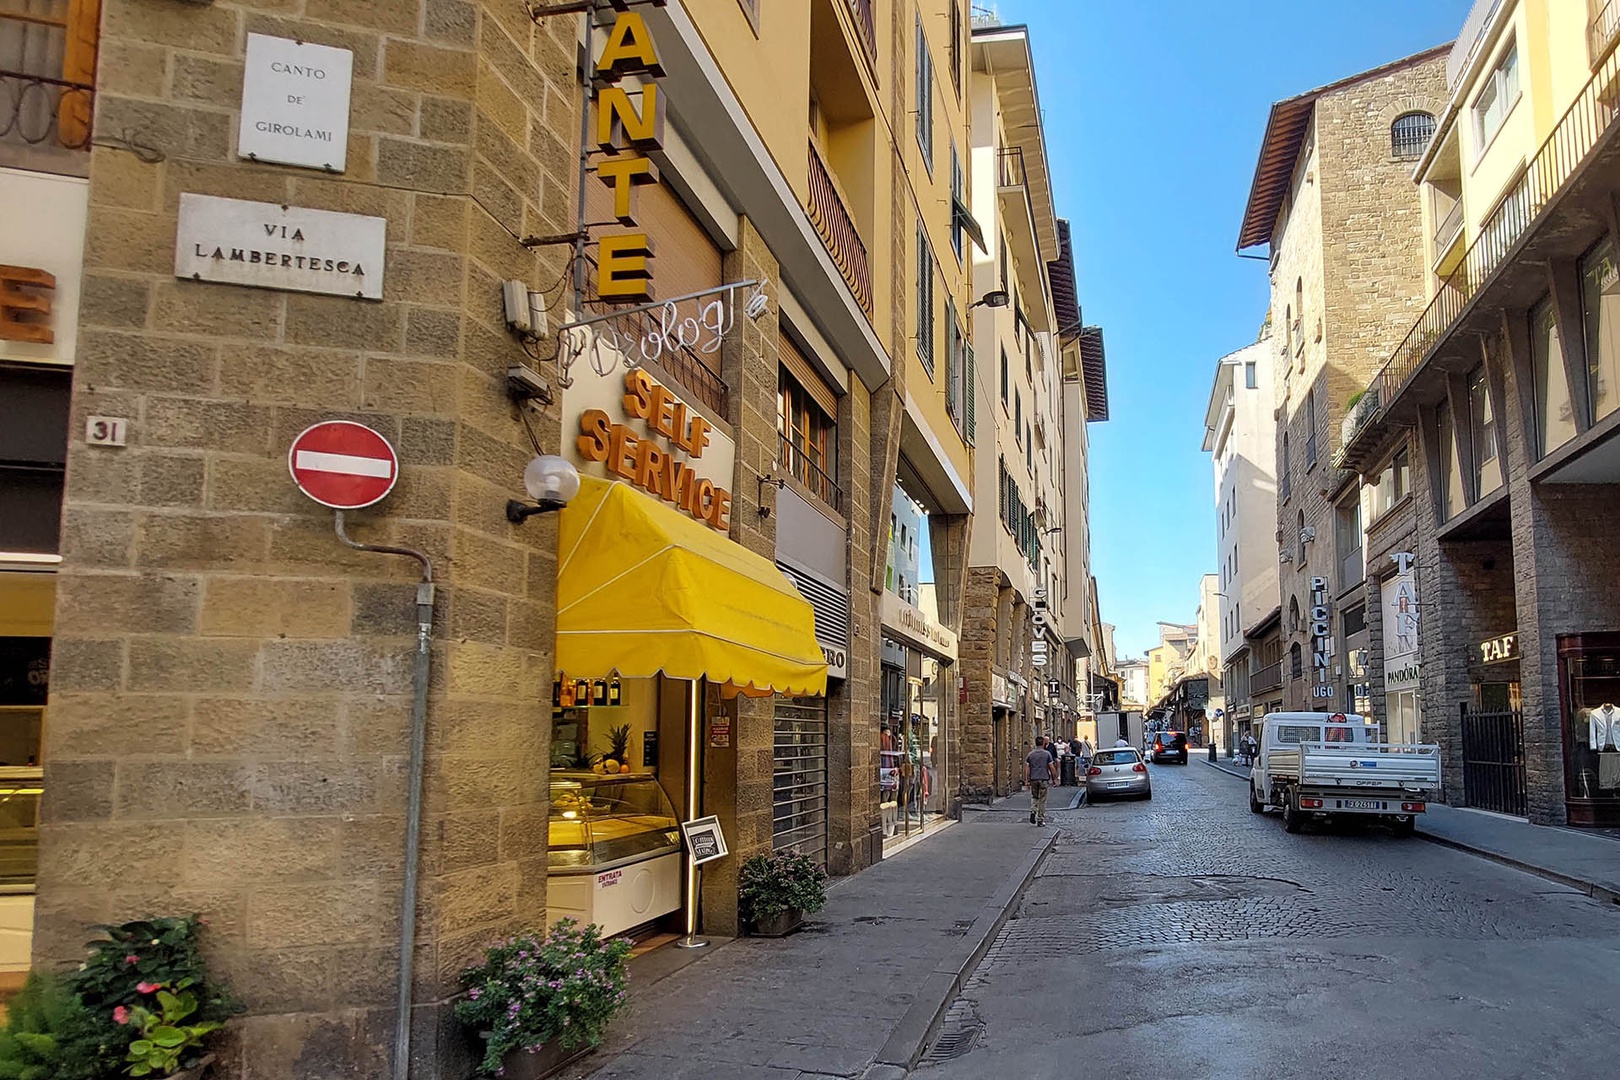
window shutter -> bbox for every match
[780,333,839,419]
[964,342,976,446]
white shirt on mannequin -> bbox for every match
[1588,704,1620,751]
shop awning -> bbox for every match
[555,476,827,697]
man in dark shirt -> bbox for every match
[1024,736,1058,826]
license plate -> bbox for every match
[1341,798,1381,810]
[1108,781,1129,788]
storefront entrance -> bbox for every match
[773,695,828,862]
[1459,703,1527,817]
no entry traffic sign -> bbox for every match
[288,420,399,509]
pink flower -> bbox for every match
[125,954,140,965]
[136,981,161,994]
[113,1006,130,1025]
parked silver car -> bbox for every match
[1085,747,1151,801]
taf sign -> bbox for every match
[238,34,354,172]
[1479,632,1519,666]
[288,421,398,509]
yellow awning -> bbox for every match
[555,476,828,697]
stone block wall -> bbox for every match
[41,1,581,1075]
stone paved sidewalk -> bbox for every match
[1202,758,1620,903]
[555,816,1053,1080]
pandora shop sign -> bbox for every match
[173,194,386,300]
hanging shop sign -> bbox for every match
[1478,632,1519,666]
[708,715,730,748]
[991,672,1013,708]
[174,194,385,300]
[1309,576,1335,701]
[570,368,735,531]
[237,34,354,172]
[881,591,957,662]
[592,9,670,304]
[1382,552,1420,677]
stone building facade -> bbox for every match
[1236,47,1448,718]
[23,0,1050,1075]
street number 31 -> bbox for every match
[85,416,128,447]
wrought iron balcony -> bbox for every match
[0,0,96,169]
[778,432,843,513]
[847,0,876,63]
[1592,0,1620,67]
[1369,36,1620,427]
[1432,197,1465,266]
[806,139,873,317]
[1334,384,1383,470]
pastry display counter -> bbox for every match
[547,773,682,937]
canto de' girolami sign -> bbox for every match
[572,368,735,531]
[237,33,354,172]
[173,194,385,300]
[1309,576,1335,701]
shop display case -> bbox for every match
[1557,632,1620,827]
[547,773,682,937]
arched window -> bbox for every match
[1296,509,1307,561]
[1391,112,1436,159]
[1289,642,1304,679]
[1288,596,1301,632]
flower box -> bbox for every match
[746,910,804,938]
[498,1041,592,1080]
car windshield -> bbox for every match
[1093,750,1138,766]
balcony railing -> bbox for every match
[1366,35,1620,420]
[1,1,96,164]
[1338,385,1382,460]
[847,0,876,63]
[806,139,873,317]
[1432,197,1465,259]
[779,432,843,513]
[997,145,1028,190]
[1593,0,1620,67]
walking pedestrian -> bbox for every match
[1024,736,1057,826]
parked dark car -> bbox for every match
[1149,729,1189,764]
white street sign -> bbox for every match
[238,34,353,172]
[174,194,386,300]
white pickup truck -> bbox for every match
[1249,712,1441,836]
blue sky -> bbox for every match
[996,0,1471,659]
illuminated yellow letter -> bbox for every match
[595,84,665,152]
[596,11,663,83]
[598,233,654,302]
[597,154,658,225]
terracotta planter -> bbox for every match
[498,1040,593,1080]
[747,909,804,937]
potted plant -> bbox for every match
[456,918,632,1080]
[66,916,238,1079]
[0,970,109,1080]
[737,850,828,937]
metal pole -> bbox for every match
[333,513,434,1080]
[674,678,709,949]
[571,8,594,319]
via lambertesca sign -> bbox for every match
[174,194,385,300]
[238,34,354,172]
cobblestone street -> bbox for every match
[918,763,1620,1079]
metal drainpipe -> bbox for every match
[334,512,434,1080]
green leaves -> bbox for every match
[737,851,829,925]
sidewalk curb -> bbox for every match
[1204,759,1250,781]
[863,830,1057,1078]
[1412,830,1620,906]
[1202,759,1618,905]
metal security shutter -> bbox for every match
[777,562,850,659]
[773,695,828,864]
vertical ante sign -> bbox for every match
[592,8,668,303]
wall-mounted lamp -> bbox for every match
[969,289,1010,310]
[506,455,581,523]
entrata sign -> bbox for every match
[288,421,398,509]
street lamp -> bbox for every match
[969,289,1010,310]
[506,455,580,523]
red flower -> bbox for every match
[125,954,140,965]
[113,1006,130,1025]
[136,981,161,994]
